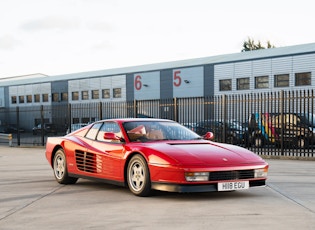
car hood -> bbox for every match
[145,140,265,166]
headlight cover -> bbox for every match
[254,168,268,178]
[185,172,209,182]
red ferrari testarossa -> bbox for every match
[45,118,268,196]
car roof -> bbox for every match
[95,118,174,124]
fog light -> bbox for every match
[185,172,209,182]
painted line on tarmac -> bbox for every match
[267,183,314,214]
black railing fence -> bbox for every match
[0,90,314,158]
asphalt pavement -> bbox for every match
[0,145,314,230]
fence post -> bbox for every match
[222,94,227,143]
[40,105,44,146]
[133,100,137,118]
[67,104,72,133]
[16,106,20,146]
[280,90,284,155]
[173,97,178,122]
[98,102,103,120]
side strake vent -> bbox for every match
[75,150,103,173]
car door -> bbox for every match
[88,121,125,181]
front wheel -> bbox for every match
[53,149,78,184]
[127,154,151,197]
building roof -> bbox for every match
[1,42,315,87]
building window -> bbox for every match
[219,79,232,91]
[61,92,68,101]
[255,76,269,89]
[237,78,250,90]
[82,91,89,100]
[72,118,80,124]
[92,90,99,99]
[72,92,79,101]
[11,96,17,104]
[42,94,49,102]
[113,88,122,98]
[19,96,24,103]
[27,95,32,103]
[52,93,59,102]
[274,74,289,87]
[295,72,311,86]
[102,89,110,99]
[34,94,40,102]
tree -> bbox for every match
[241,37,275,52]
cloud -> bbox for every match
[0,35,22,50]
[20,16,81,32]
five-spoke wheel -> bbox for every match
[127,154,151,196]
[53,149,78,184]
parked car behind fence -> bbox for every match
[195,120,248,145]
[32,123,57,135]
[248,113,315,148]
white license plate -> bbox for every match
[217,181,249,191]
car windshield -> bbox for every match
[123,120,201,142]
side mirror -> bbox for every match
[203,132,214,140]
[104,132,120,140]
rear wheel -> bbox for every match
[53,149,78,184]
[127,154,151,196]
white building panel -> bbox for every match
[24,85,34,95]
[69,80,80,91]
[234,62,251,77]
[17,85,25,95]
[271,57,292,74]
[90,78,101,90]
[111,75,126,101]
[10,86,18,95]
[100,77,111,88]
[134,71,160,100]
[79,79,90,90]
[293,54,315,72]
[215,63,234,77]
[252,59,272,76]
[8,83,51,106]
[173,66,204,98]
[214,63,234,95]
[69,75,126,102]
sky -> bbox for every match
[1,0,315,79]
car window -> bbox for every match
[85,123,103,140]
[96,121,122,142]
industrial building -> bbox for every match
[1,42,315,109]
[1,42,315,135]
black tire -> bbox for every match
[53,149,78,184]
[127,154,151,197]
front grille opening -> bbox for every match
[209,170,254,181]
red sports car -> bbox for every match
[45,118,268,196]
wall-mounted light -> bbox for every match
[184,80,191,84]
[143,84,149,87]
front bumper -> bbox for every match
[151,179,266,193]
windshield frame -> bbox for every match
[122,120,201,142]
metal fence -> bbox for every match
[0,90,314,158]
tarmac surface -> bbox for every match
[0,145,314,230]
